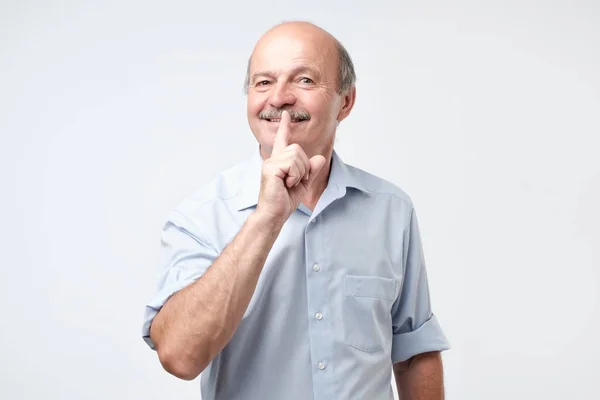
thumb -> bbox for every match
[305,155,327,187]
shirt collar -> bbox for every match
[235,146,368,212]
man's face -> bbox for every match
[246,27,352,158]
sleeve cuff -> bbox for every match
[141,277,199,351]
[391,314,450,363]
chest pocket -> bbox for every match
[343,274,398,352]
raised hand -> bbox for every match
[256,110,327,224]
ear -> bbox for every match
[337,86,356,122]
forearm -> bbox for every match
[394,351,445,400]
[150,210,283,379]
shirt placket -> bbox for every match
[305,181,346,400]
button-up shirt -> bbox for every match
[142,148,450,400]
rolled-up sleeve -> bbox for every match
[142,211,218,350]
[391,207,450,364]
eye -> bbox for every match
[299,77,314,84]
[255,80,271,86]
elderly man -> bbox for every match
[142,21,450,400]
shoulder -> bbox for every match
[165,158,248,230]
[345,163,415,209]
[179,164,244,211]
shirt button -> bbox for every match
[315,312,323,320]
[318,361,326,370]
[313,264,320,272]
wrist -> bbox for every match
[248,209,287,235]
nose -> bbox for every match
[269,82,296,108]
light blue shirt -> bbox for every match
[142,148,450,400]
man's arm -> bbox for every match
[393,351,445,400]
[390,203,450,398]
[148,110,326,381]
[150,210,283,380]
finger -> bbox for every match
[283,145,309,184]
[293,156,307,186]
[305,155,327,187]
[285,157,303,188]
[272,110,291,155]
[296,148,311,181]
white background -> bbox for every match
[1,1,599,399]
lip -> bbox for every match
[261,118,306,124]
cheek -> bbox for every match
[247,95,266,116]
[308,104,338,127]
[305,92,338,118]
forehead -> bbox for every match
[250,30,338,77]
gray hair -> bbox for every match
[242,39,356,95]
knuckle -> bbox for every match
[286,143,303,156]
[288,143,301,151]
[262,161,277,175]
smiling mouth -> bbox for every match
[264,118,305,123]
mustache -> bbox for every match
[258,108,311,122]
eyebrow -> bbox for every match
[251,66,322,84]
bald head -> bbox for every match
[243,21,356,95]
[245,21,358,160]
[263,21,334,41]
